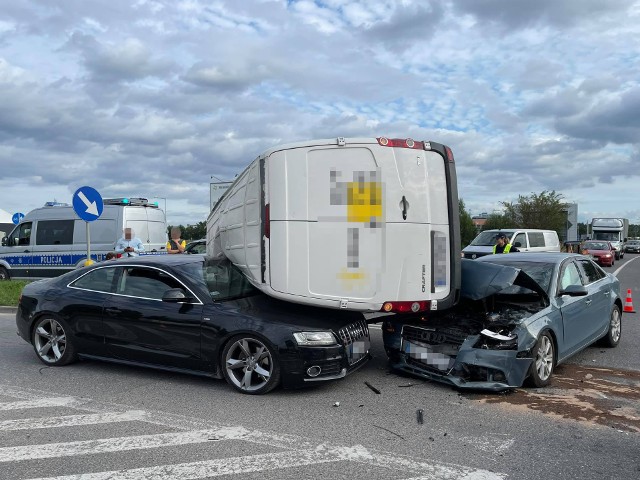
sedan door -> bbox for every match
[556,260,594,357]
[103,266,204,370]
[576,259,612,342]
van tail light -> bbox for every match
[444,146,454,162]
[381,301,430,313]
[264,204,270,239]
[377,137,424,150]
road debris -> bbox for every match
[372,424,405,440]
[364,381,381,394]
[333,402,340,407]
[417,409,424,424]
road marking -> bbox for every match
[0,410,147,431]
[0,428,247,463]
[612,255,640,277]
[0,385,507,479]
[27,448,343,480]
[0,397,81,411]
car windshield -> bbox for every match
[175,258,258,301]
[489,261,555,295]
[592,232,618,241]
[470,231,513,246]
[584,242,608,250]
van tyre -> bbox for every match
[526,332,555,388]
[0,266,9,281]
[32,316,77,366]
[222,334,281,394]
[601,305,621,348]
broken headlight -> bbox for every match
[475,329,518,350]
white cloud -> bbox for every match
[0,0,639,228]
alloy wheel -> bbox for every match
[224,337,274,392]
[34,318,67,364]
[535,335,554,382]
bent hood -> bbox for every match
[461,258,549,303]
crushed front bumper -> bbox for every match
[389,332,533,392]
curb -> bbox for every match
[0,306,18,314]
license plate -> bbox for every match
[348,339,370,364]
[403,341,454,371]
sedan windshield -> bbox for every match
[470,231,514,246]
[488,261,555,294]
[583,242,608,250]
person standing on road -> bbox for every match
[115,228,145,257]
[166,227,186,254]
[492,233,519,254]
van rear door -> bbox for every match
[268,138,459,311]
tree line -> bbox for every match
[460,190,568,247]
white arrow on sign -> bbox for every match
[78,191,99,216]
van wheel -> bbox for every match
[0,267,9,281]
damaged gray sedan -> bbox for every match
[382,253,622,391]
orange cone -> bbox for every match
[623,289,636,313]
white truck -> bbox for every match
[207,136,461,313]
[589,218,629,259]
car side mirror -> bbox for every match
[162,288,193,303]
[559,284,588,297]
[1,237,6,246]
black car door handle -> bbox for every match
[105,307,122,316]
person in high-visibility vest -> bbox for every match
[493,233,519,254]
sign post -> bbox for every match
[72,186,104,266]
[12,212,25,225]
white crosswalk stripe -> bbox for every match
[0,397,82,411]
[0,410,147,431]
[0,385,507,480]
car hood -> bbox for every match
[461,259,549,303]
[584,249,609,254]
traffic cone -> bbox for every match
[623,289,636,313]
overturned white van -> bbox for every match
[207,137,461,312]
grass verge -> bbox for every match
[0,280,29,307]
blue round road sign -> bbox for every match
[72,186,104,222]
[12,212,25,224]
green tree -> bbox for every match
[481,213,511,231]
[578,222,588,238]
[501,190,567,233]
[167,221,206,242]
[459,199,477,248]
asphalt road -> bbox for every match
[1,255,639,479]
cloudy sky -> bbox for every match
[1,0,639,227]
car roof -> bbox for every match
[476,252,581,264]
[94,254,206,268]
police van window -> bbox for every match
[577,259,605,284]
[528,232,545,248]
[74,219,117,244]
[8,223,32,246]
[36,220,74,246]
[71,267,117,293]
[513,233,526,248]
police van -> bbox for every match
[0,198,167,280]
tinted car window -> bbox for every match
[36,220,74,245]
[577,259,605,284]
[71,267,117,293]
[528,232,545,248]
[117,267,185,300]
